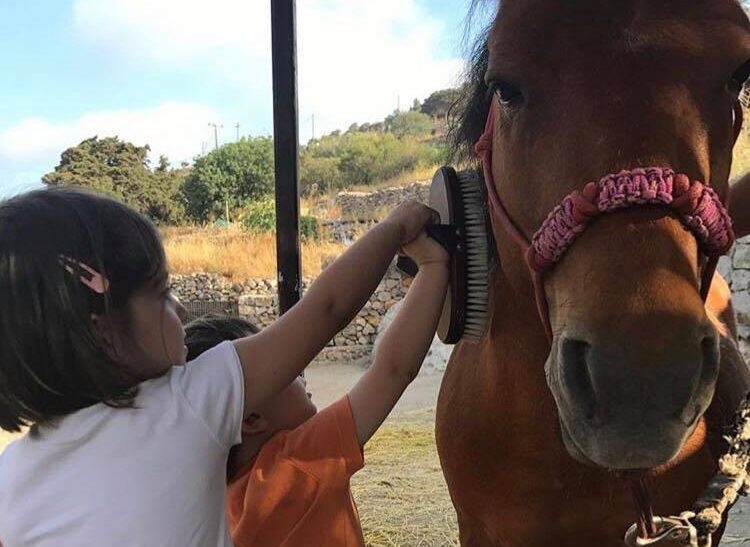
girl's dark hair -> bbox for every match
[0,187,167,432]
[184,314,259,361]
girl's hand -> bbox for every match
[383,200,439,244]
[401,231,449,268]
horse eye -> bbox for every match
[729,60,750,94]
[491,81,524,106]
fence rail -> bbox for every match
[182,300,240,323]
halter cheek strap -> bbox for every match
[475,102,736,341]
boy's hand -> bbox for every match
[401,231,449,267]
[383,200,439,244]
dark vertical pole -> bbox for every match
[271,0,302,315]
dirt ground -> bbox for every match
[2,363,748,546]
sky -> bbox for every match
[0,0,486,198]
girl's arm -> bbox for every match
[347,233,449,446]
[731,173,750,239]
[235,201,436,417]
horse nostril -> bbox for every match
[700,334,720,382]
[559,337,597,420]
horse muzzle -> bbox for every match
[546,325,720,470]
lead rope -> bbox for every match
[622,396,750,547]
[692,394,750,541]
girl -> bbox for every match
[0,187,436,547]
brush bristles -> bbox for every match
[457,171,489,341]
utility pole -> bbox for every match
[311,114,315,140]
[208,122,228,223]
[235,122,240,142]
[208,122,222,150]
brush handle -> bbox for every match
[395,224,460,278]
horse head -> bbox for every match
[458,0,750,470]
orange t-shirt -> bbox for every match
[226,396,365,547]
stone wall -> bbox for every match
[720,236,750,359]
[171,268,409,362]
[320,219,377,244]
[335,181,430,220]
[173,236,750,363]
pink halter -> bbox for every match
[474,103,736,341]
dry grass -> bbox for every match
[352,413,459,547]
[162,226,346,281]
[732,130,750,180]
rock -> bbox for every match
[734,270,750,292]
[718,255,734,283]
[735,244,750,270]
[735,290,750,325]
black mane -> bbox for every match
[448,1,495,162]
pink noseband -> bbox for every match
[475,103,736,341]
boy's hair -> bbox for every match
[185,314,259,361]
[0,187,167,432]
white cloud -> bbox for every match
[0,102,221,192]
[73,0,271,66]
[71,0,463,141]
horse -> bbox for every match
[435,1,750,546]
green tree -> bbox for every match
[242,198,319,240]
[42,136,186,224]
[182,137,274,222]
[383,110,434,138]
[420,88,461,120]
[299,156,343,196]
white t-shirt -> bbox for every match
[0,341,245,547]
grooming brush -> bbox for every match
[396,166,489,343]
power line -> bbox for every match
[208,122,228,223]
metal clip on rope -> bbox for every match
[624,513,704,547]
[624,394,750,547]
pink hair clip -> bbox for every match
[59,255,110,294]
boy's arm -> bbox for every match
[730,174,750,239]
[347,236,449,446]
[234,201,436,417]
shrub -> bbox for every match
[183,137,274,222]
[242,198,319,240]
[301,130,441,191]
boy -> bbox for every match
[185,230,448,547]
